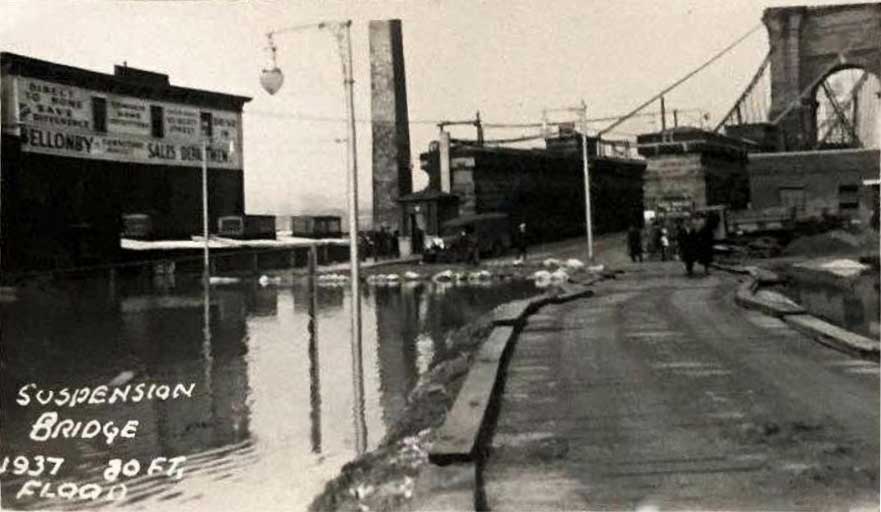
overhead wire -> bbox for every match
[599,21,764,136]
[243,107,706,130]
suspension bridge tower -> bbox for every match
[763,3,881,151]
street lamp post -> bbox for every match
[262,20,366,455]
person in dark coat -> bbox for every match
[627,224,643,262]
[650,222,662,260]
[391,230,400,258]
[677,221,697,276]
[696,219,715,275]
[516,222,528,261]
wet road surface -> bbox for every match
[484,262,879,510]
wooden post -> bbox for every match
[308,245,318,279]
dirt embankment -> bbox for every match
[783,229,878,259]
[309,317,496,512]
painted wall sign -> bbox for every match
[107,99,150,136]
[4,75,243,169]
[17,77,92,130]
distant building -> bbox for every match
[748,148,880,226]
[636,127,752,216]
[410,132,646,246]
[1,52,250,273]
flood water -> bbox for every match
[0,274,537,511]
[784,273,880,339]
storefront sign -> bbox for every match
[9,76,242,169]
[20,126,236,167]
[656,195,694,213]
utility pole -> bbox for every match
[579,100,594,262]
[202,139,211,283]
[660,95,667,133]
[542,108,549,139]
[545,102,594,261]
[475,111,484,145]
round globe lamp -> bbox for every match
[260,67,284,95]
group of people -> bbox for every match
[676,218,715,276]
[627,216,717,276]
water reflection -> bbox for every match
[307,270,321,455]
[0,275,536,511]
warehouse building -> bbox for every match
[410,131,646,247]
[1,52,250,273]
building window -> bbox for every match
[200,112,213,138]
[150,105,164,138]
[779,187,805,214]
[91,97,107,133]
[838,184,859,211]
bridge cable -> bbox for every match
[599,22,763,137]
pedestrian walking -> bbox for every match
[391,230,400,258]
[650,222,662,260]
[696,219,715,275]
[627,224,643,263]
[466,227,480,266]
[677,222,697,276]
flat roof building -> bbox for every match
[1,52,251,273]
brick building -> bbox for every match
[748,148,880,226]
[1,53,250,273]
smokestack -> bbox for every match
[369,20,412,233]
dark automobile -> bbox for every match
[422,212,512,263]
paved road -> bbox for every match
[483,262,879,511]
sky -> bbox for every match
[0,0,870,222]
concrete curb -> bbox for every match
[430,281,596,463]
[784,314,880,362]
[422,280,598,510]
[717,264,878,361]
[430,326,516,463]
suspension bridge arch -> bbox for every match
[811,65,881,149]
